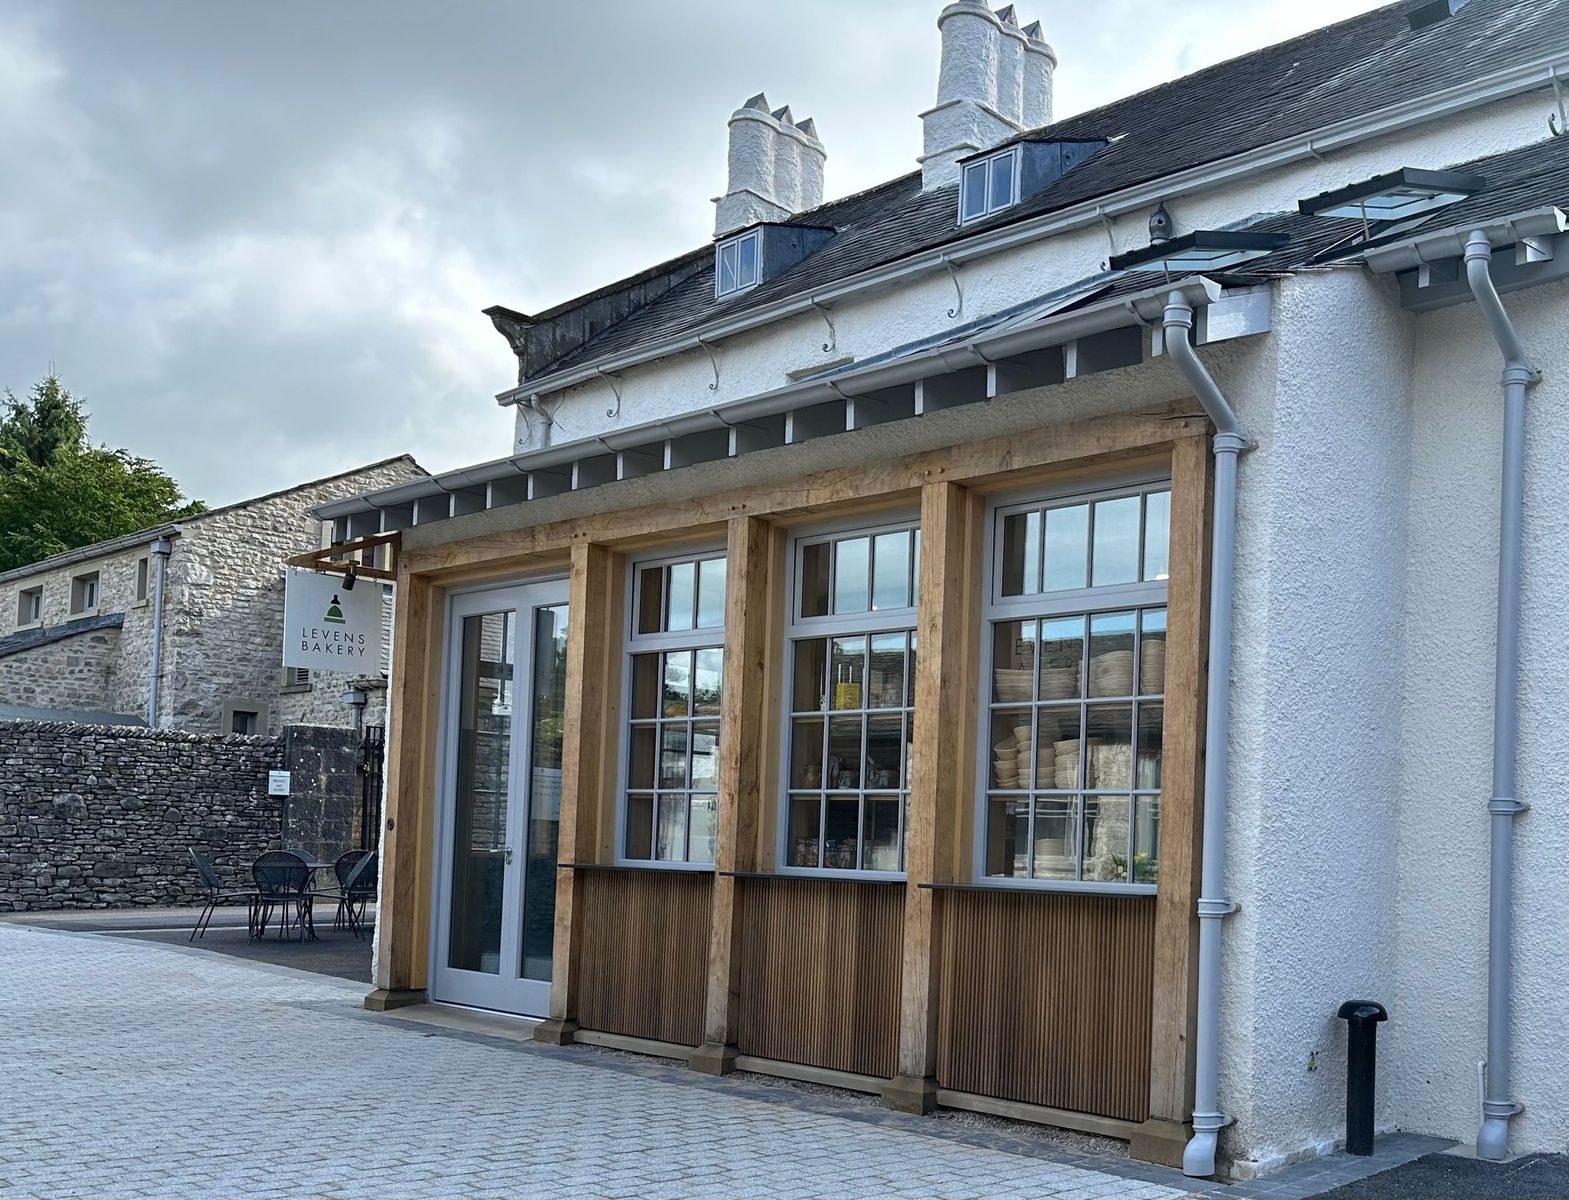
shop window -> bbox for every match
[622,549,727,865]
[981,482,1169,888]
[69,571,100,616]
[783,519,919,874]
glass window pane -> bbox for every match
[1038,616,1085,700]
[1043,504,1089,591]
[625,794,654,859]
[690,721,720,789]
[1085,703,1133,789]
[659,726,689,789]
[787,795,821,867]
[1137,702,1163,790]
[718,241,738,294]
[871,531,912,611]
[867,634,906,710]
[827,716,863,790]
[662,651,692,716]
[697,558,727,629]
[990,152,1015,208]
[1038,706,1083,790]
[989,709,1032,790]
[907,632,918,708]
[963,162,987,219]
[799,542,830,618]
[693,647,723,716]
[1001,510,1042,596]
[1140,608,1167,695]
[830,636,866,710]
[833,536,869,614]
[793,639,828,712]
[630,653,660,719]
[1083,795,1131,882]
[666,562,695,631]
[688,794,718,865]
[992,619,1036,703]
[824,796,859,869]
[1088,612,1137,697]
[737,233,758,288]
[1134,794,1161,884]
[866,714,903,790]
[1143,490,1171,581]
[863,795,901,872]
[628,726,656,790]
[1091,495,1141,586]
[986,796,1029,877]
[1032,796,1077,880]
[655,793,688,861]
[636,567,663,635]
[790,717,825,788]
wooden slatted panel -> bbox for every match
[736,877,904,1079]
[576,869,713,1047]
[937,890,1155,1122]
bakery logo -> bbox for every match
[324,595,347,625]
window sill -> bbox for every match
[278,684,312,695]
[68,607,99,620]
[12,621,42,633]
[130,599,150,610]
[919,879,1157,898]
[560,861,715,876]
[724,869,907,886]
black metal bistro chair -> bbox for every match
[331,850,377,938]
[187,848,257,942]
[251,850,316,942]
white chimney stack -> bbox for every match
[920,2,1055,190]
[714,94,827,237]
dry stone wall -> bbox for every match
[0,721,368,911]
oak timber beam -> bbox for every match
[692,515,780,1075]
[1132,433,1214,1166]
[883,479,984,1114]
[535,541,624,1045]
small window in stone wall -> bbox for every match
[284,666,311,689]
[135,557,150,604]
[70,572,99,615]
[16,586,41,628]
[230,710,260,735]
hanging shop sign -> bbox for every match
[282,567,383,671]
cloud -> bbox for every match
[0,0,1386,505]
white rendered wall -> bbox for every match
[1386,275,1569,1157]
[517,90,1549,456]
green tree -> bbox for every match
[0,374,205,572]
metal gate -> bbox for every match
[360,724,385,851]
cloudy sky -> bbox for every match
[0,0,1387,506]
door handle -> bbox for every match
[504,846,514,865]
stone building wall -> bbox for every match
[0,721,369,911]
[160,458,419,735]
[0,620,124,713]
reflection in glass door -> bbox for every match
[431,581,569,1016]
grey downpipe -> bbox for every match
[1464,231,1534,1161]
[1164,294,1247,1179]
[146,536,172,728]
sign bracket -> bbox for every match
[284,531,400,581]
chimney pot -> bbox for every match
[714,96,826,236]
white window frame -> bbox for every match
[615,545,728,870]
[959,146,1021,225]
[714,229,762,299]
[776,513,921,880]
[134,556,150,606]
[972,474,1172,895]
[16,586,42,629]
[69,571,100,616]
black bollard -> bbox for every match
[1336,1000,1388,1156]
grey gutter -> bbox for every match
[1161,293,1248,1180]
[0,524,182,586]
[500,50,1569,405]
[315,276,1223,521]
[1463,231,1536,1162]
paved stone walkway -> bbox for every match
[0,925,1194,1200]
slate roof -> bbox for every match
[511,0,1569,386]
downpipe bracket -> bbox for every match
[1489,796,1530,816]
[1197,896,1240,918]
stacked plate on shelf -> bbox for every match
[1088,649,1135,696]
[993,736,1020,789]
[1040,663,1080,700]
[1142,640,1167,694]
[993,667,1033,703]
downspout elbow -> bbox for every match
[1163,293,1244,444]
[1463,233,1532,376]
